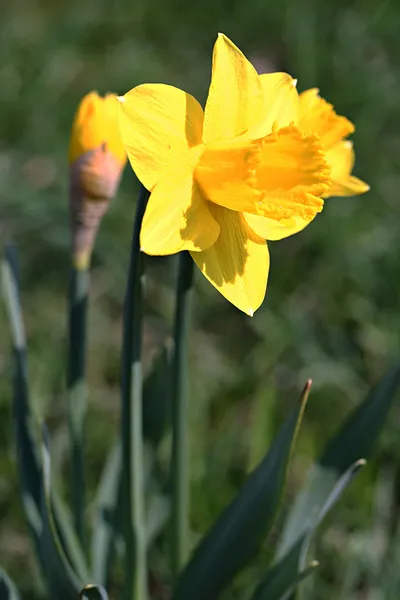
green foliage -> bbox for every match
[172,385,308,600]
[0,569,21,600]
[3,239,400,599]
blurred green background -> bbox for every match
[1,0,400,598]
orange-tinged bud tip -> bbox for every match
[68,91,127,268]
[69,91,127,167]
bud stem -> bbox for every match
[67,265,90,548]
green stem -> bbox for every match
[121,185,150,600]
[171,251,194,581]
[67,265,89,547]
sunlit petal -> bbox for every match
[249,73,299,138]
[195,125,330,222]
[119,84,204,191]
[244,213,310,240]
[324,140,370,197]
[299,88,354,149]
[191,205,269,315]
[140,162,220,255]
[202,34,263,144]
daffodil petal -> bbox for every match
[244,213,310,241]
[299,88,354,149]
[324,141,370,197]
[191,205,269,315]
[248,73,299,138]
[119,84,204,191]
[195,125,330,222]
[202,34,263,144]
[140,164,220,256]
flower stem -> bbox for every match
[121,184,150,600]
[171,251,194,582]
[67,265,89,547]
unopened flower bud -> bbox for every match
[69,92,126,269]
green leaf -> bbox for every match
[320,364,400,471]
[143,342,171,446]
[0,569,21,600]
[2,245,90,584]
[277,365,400,562]
[146,493,170,547]
[171,382,310,600]
[2,246,44,568]
[250,537,318,600]
[91,441,122,586]
[253,460,364,600]
[40,425,85,598]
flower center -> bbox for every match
[194,125,330,222]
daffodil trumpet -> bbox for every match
[118,33,369,315]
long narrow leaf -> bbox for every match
[172,382,310,600]
[40,425,85,598]
[1,246,43,564]
[254,460,364,600]
[2,245,90,591]
[277,365,400,560]
[250,537,318,600]
[91,441,122,585]
[0,569,21,600]
[143,342,171,447]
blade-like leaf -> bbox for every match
[172,382,311,600]
[2,245,90,583]
[146,493,170,547]
[254,461,364,600]
[143,342,171,446]
[250,537,318,600]
[91,441,122,585]
[2,246,43,562]
[40,425,85,598]
[321,364,400,471]
[277,365,400,560]
[0,569,21,600]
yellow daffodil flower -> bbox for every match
[118,34,364,315]
[298,88,369,198]
[69,91,127,269]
